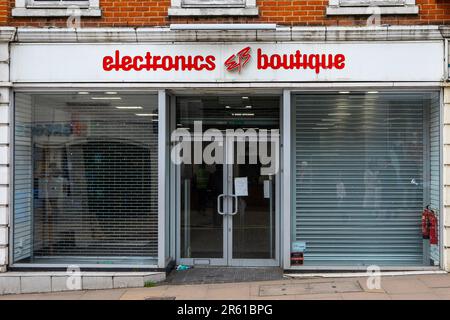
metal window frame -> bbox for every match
[9,88,163,270]
[285,87,443,271]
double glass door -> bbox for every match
[175,96,279,266]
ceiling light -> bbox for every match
[225,106,231,109]
[232,113,254,117]
[115,106,143,109]
[242,96,249,100]
[367,91,379,94]
[136,113,158,117]
[245,105,252,109]
[339,91,350,94]
[105,91,118,95]
[78,91,89,95]
[91,97,122,100]
[328,112,351,116]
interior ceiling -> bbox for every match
[168,88,283,96]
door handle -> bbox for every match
[229,194,239,216]
[217,194,226,215]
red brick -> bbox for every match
[1,0,450,27]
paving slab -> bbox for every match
[381,279,433,294]
[389,293,442,300]
[356,277,386,293]
[296,293,344,300]
[119,286,169,300]
[417,275,450,288]
[80,289,127,300]
[259,280,362,297]
[205,284,251,300]
[165,285,209,300]
[341,292,391,300]
[0,291,86,300]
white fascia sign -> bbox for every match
[10,42,444,83]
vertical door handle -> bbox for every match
[229,194,239,216]
[217,194,226,215]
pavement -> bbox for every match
[1,273,450,300]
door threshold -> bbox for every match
[284,270,446,279]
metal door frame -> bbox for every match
[173,94,281,267]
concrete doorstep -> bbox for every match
[0,272,166,295]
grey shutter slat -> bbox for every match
[14,93,159,264]
[293,92,437,266]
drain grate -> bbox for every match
[259,281,362,297]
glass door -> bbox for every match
[227,133,278,266]
[178,139,228,265]
[175,96,280,266]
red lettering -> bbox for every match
[335,54,346,70]
[133,56,144,71]
[307,54,321,74]
[194,56,204,71]
[103,56,113,71]
[204,55,216,71]
[122,56,133,71]
[257,48,269,70]
[114,50,121,71]
[256,48,346,74]
[161,56,173,71]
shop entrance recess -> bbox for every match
[173,96,280,267]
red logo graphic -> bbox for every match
[224,47,251,73]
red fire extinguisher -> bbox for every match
[421,207,431,239]
[429,210,438,245]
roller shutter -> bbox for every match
[293,92,438,266]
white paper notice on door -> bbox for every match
[234,177,248,196]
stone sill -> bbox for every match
[168,7,259,16]
[0,271,166,295]
[326,5,419,15]
[12,7,102,17]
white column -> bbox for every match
[157,90,167,269]
[0,41,10,273]
[282,89,291,269]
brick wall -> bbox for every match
[1,0,450,28]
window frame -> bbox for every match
[326,0,418,15]
[12,0,101,17]
[168,0,259,16]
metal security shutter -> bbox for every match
[13,93,159,265]
[293,92,435,266]
[13,93,33,262]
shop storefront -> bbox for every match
[2,26,447,271]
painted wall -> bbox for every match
[0,41,9,273]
